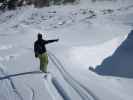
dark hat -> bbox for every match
[38,33,42,39]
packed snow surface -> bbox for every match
[0,0,133,100]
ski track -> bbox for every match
[48,53,89,100]
[0,67,23,100]
[27,86,35,100]
[44,78,57,100]
[0,51,99,100]
[44,76,63,100]
[51,77,71,100]
[48,51,99,100]
[48,52,90,100]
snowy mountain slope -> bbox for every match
[0,0,133,100]
[95,30,133,78]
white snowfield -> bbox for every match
[0,0,133,100]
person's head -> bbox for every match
[37,33,42,40]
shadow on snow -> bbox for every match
[0,71,43,80]
[93,30,133,78]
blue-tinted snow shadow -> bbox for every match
[0,71,43,80]
[93,30,133,78]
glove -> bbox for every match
[35,53,38,58]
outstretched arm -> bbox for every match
[45,39,59,44]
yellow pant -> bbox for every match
[38,53,48,73]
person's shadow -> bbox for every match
[93,30,133,78]
[0,71,43,80]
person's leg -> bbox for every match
[42,53,48,73]
[39,54,44,72]
[39,53,48,73]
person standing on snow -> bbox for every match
[34,33,59,73]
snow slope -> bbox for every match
[0,0,133,100]
[95,30,133,78]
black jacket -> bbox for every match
[34,39,58,57]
